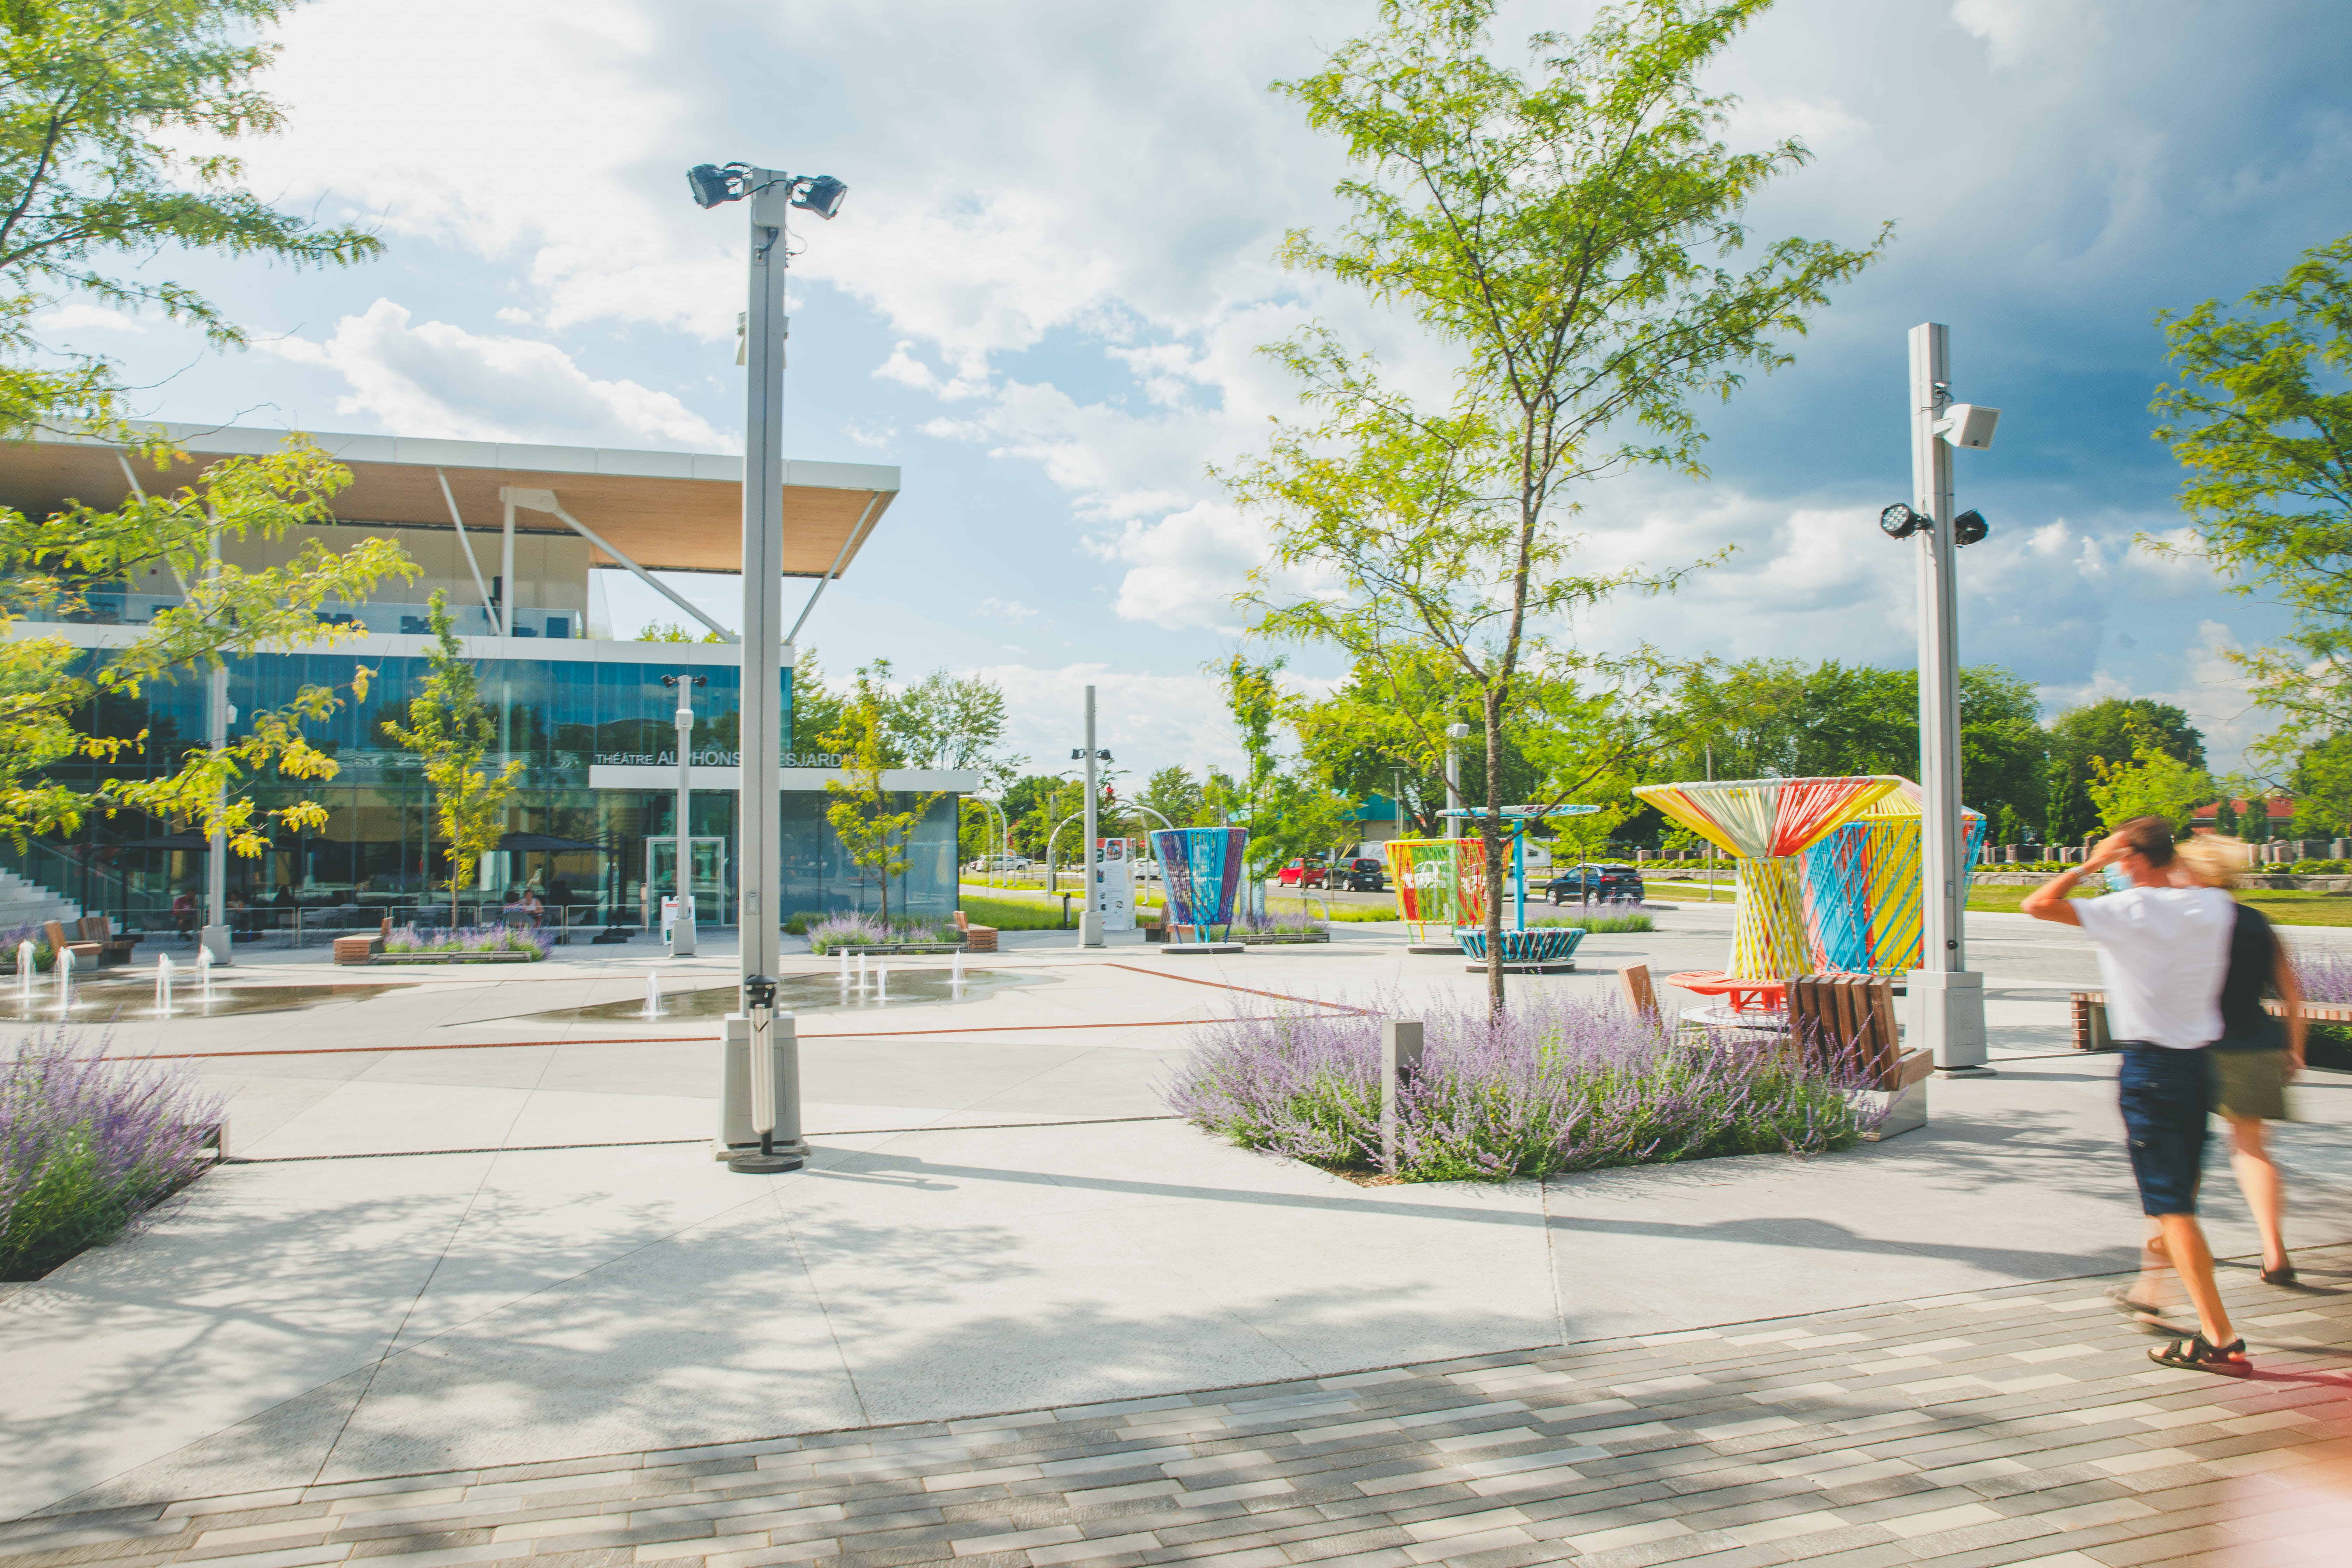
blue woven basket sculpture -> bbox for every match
[1454,926,1586,966]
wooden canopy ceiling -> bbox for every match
[0,428,899,578]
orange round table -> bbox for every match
[1666,970,1787,1013]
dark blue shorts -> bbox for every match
[2119,1043,2211,1216]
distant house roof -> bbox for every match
[2191,797,2294,820]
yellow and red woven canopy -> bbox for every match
[1633,776,1904,860]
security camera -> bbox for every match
[1938,404,2000,450]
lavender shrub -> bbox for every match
[2292,947,2352,1006]
[806,913,948,954]
[1,1031,224,1279]
[384,924,551,958]
[1167,990,1872,1182]
[1238,910,1328,937]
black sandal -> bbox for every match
[2261,1262,2297,1287]
[2148,1333,2247,1371]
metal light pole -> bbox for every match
[663,674,705,957]
[1908,321,1988,1073]
[1078,685,1102,947]
[690,161,846,1167]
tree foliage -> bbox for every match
[0,437,413,849]
[380,590,522,924]
[2088,741,2214,835]
[818,667,943,924]
[2150,232,2352,758]
[1234,0,1883,1010]
[0,0,382,433]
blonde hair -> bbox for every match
[2172,833,2246,889]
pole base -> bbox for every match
[1405,943,1460,955]
[727,1150,803,1173]
[1936,1065,1999,1078]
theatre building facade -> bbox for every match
[0,424,969,936]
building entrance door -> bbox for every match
[646,837,728,927]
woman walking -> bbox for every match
[2175,835,2305,1284]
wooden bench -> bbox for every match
[952,910,998,953]
[333,918,393,965]
[78,915,138,967]
[43,919,102,966]
[1785,973,1932,1140]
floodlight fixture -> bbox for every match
[687,162,748,208]
[1953,509,1989,547]
[1879,503,1926,540]
[791,175,849,220]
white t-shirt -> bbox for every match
[2072,884,2234,1048]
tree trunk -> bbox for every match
[1484,693,1507,1017]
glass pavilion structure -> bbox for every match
[0,424,970,938]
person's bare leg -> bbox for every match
[2155,1212,2235,1348]
[2135,1219,2179,1309]
[2226,1115,2289,1274]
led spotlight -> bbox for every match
[791,175,849,220]
[687,163,742,208]
[1953,509,1989,546]
[1879,503,1926,540]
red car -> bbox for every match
[1276,858,1330,887]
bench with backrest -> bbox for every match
[43,919,103,966]
[78,915,138,967]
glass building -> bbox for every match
[0,424,969,936]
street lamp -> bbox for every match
[689,158,848,1167]
[660,674,707,957]
[1885,321,2001,1073]
[1071,689,1111,947]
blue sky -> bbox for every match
[56,0,2352,782]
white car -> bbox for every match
[1135,860,1163,880]
[967,855,1033,872]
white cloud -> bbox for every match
[35,303,147,336]
[959,661,1245,779]
[262,299,728,449]
[977,597,1040,623]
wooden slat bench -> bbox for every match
[1785,972,1933,1140]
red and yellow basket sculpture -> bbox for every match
[1632,776,1903,991]
[1383,838,1493,943]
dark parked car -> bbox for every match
[1333,856,1387,892]
[1542,861,1644,905]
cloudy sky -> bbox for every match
[58,0,2352,780]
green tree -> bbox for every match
[1138,766,1206,834]
[889,665,1022,789]
[2290,734,2352,836]
[0,438,414,849]
[0,1,404,847]
[1208,656,1357,888]
[790,647,845,757]
[819,670,941,924]
[1235,0,1884,1009]
[2045,762,2095,847]
[638,620,725,643]
[0,0,381,432]
[2150,233,2352,758]
[2047,698,2206,776]
[2088,741,2214,834]
[382,590,523,925]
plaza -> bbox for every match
[4,905,2348,1564]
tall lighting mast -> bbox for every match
[687,161,849,1170]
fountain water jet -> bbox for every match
[875,963,888,1001]
[642,971,663,1020]
[155,952,175,1016]
[16,940,33,1009]
[196,945,217,1008]
[54,946,73,1013]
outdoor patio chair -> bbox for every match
[77,915,138,967]
[1784,973,1934,1093]
[42,919,103,966]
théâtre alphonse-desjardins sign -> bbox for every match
[590,750,847,769]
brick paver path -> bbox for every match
[8,1247,2348,1568]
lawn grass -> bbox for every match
[959,893,1076,931]
[1964,881,2352,927]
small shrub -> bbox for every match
[1527,910,1656,934]
[1,1031,224,1279]
[1167,989,1872,1182]
[0,923,54,973]
[1238,910,1328,937]
[383,923,551,959]
[806,912,948,954]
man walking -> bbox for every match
[2023,817,2243,1370]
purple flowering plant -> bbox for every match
[1,1030,224,1279]
[1166,989,1876,1183]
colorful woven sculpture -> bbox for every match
[1382,838,1495,941]
[1153,827,1247,939]
[1801,779,1988,974]
[1633,776,1903,980]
